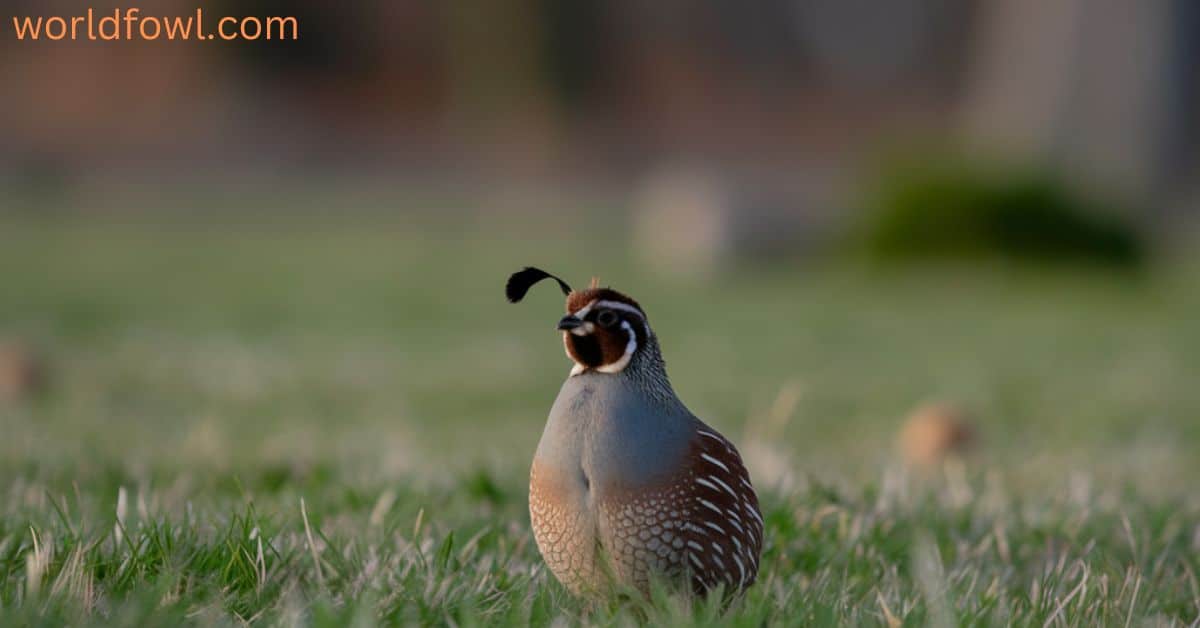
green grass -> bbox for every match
[1,208,1199,625]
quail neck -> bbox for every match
[508,268,763,596]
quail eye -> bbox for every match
[595,309,619,328]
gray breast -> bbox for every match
[538,372,692,491]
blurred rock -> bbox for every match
[0,343,46,402]
[632,166,827,278]
[899,401,975,468]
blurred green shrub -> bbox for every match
[859,159,1145,266]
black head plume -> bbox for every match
[506,267,573,303]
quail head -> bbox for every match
[507,267,763,596]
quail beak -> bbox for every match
[557,315,584,331]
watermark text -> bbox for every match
[9,8,298,42]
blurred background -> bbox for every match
[2,0,1199,496]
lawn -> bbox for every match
[1,207,1198,625]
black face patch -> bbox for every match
[566,333,603,368]
[564,308,648,371]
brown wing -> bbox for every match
[679,422,764,593]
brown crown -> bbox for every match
[565,287,646,316]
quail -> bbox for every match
[507,267,763,596]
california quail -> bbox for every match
[507,267,763,596]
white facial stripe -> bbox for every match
[595,320,637,373]
[592,300,644,320]
[585,299,651,338]
[569,299,598,319]
[570,299,647,327]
